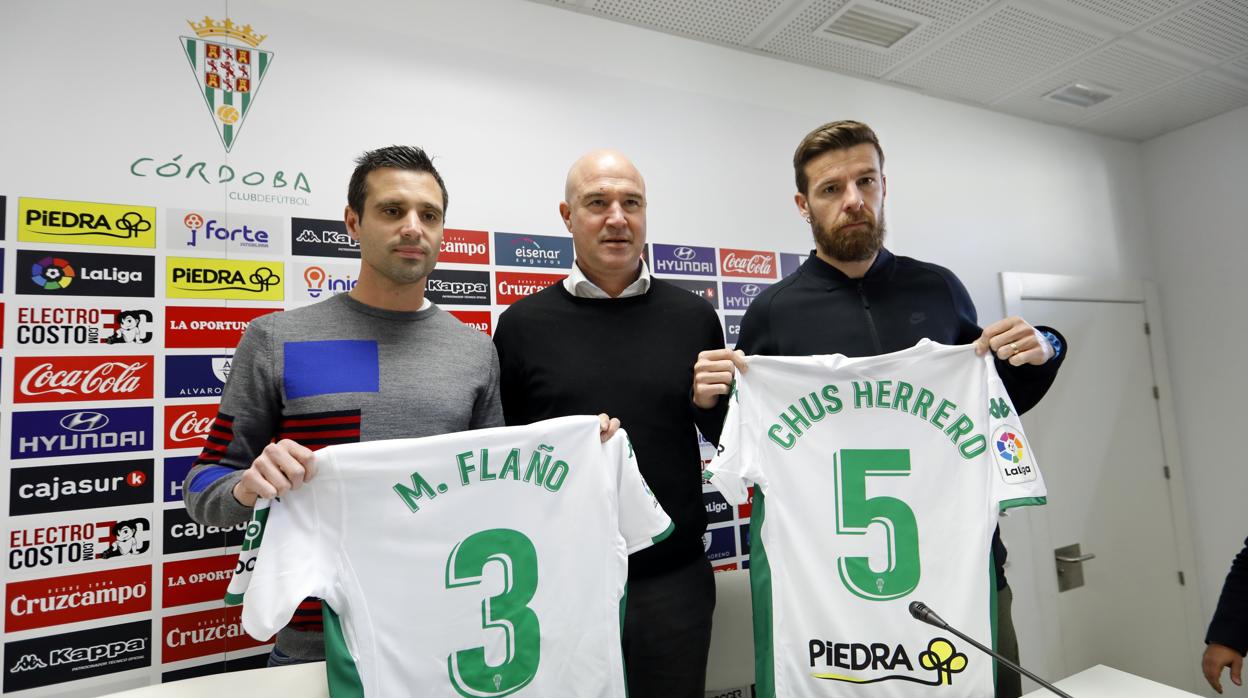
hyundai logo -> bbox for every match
[673,246,697,261]
[60,411,109,432]
[741,284,761,297]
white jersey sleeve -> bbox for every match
[609,429,675,553]
[226,451,339,641]
[706,363,765,505]
[983,354,1048,512]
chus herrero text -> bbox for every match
[766,379,989,458]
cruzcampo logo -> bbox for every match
[180,17,273,152]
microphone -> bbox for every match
[908,601,1073,698]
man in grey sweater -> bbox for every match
[182,146,503,664]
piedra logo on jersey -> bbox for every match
[809,636,969,687]
[19,198,156,248]
[166,257,283,300]
[180,17,273,152]
[992,425,1037,483]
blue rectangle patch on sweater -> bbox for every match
[284,340,380,399]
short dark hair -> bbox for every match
[793,120,885,195]
[347,145,448,219]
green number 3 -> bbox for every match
[446,528,541,697]
[834,449,921,601]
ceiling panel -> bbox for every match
[759,0,994,78]
[1080,71,1248,140]
[586,0,788,45]
[1143,0,1248,61]
[993,43,1195,124]
[1058,0,1188,29]
[523,0,1248,140]
[891,4,1106,103]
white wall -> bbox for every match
[1143,104,1248,644]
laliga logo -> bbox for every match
[61,412,109,432]
[31,257,75,290]
[673,246,697,260]
[170,410,212,444]
[741,284,761,298]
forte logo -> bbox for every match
[169,209,283,254]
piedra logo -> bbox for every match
[810,637,968,687]
[180,17,273,152]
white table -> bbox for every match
[1022,664,1201,697]
[102,663,328,697]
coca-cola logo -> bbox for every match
[163,404,217,449]
[16,357,152,402]
[721,251,776,277]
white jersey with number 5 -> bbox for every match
[707,341,1046,698]
[227,415,671,697]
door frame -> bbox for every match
[1000,271,1205,691]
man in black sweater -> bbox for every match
[493,150,728,697]
[1204,536,1247,693]
[693,121,1066,698]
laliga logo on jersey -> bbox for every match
[810,637,968,687]
[992,426,1037,483]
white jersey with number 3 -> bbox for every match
[227,415,671,697]
[707,341,1047,698]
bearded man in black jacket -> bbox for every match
[693,120,1067,698]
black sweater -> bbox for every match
[737,248,1067,587]
[1208,537,1248,654]
[494,280,728,579]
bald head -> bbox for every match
[564,149,645,203]
[559,149,648,297]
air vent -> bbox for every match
[816,2,925,49]
[1045,81,1119,107]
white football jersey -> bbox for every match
[707,341,1046,698]
[227,415,671,697]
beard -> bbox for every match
[812,209,886,263]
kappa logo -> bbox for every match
[180,17,274,152]
[296,229,355,246]
[3,620,152,692]
[8,654,47,671]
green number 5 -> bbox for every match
[446,528,540,697]
[834,449,920,601]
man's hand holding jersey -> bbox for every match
[232,440,317,507]
[974,316,1056,366]
[693,348,748,409]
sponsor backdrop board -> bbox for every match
[0,9,802,696]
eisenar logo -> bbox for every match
[11,406,152,460]
[14,355,154,403]
[4,564,152,632]
[9,459,153,516]
[494,232,573,269]
[3,620,151,693]
[16,249,155,298]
